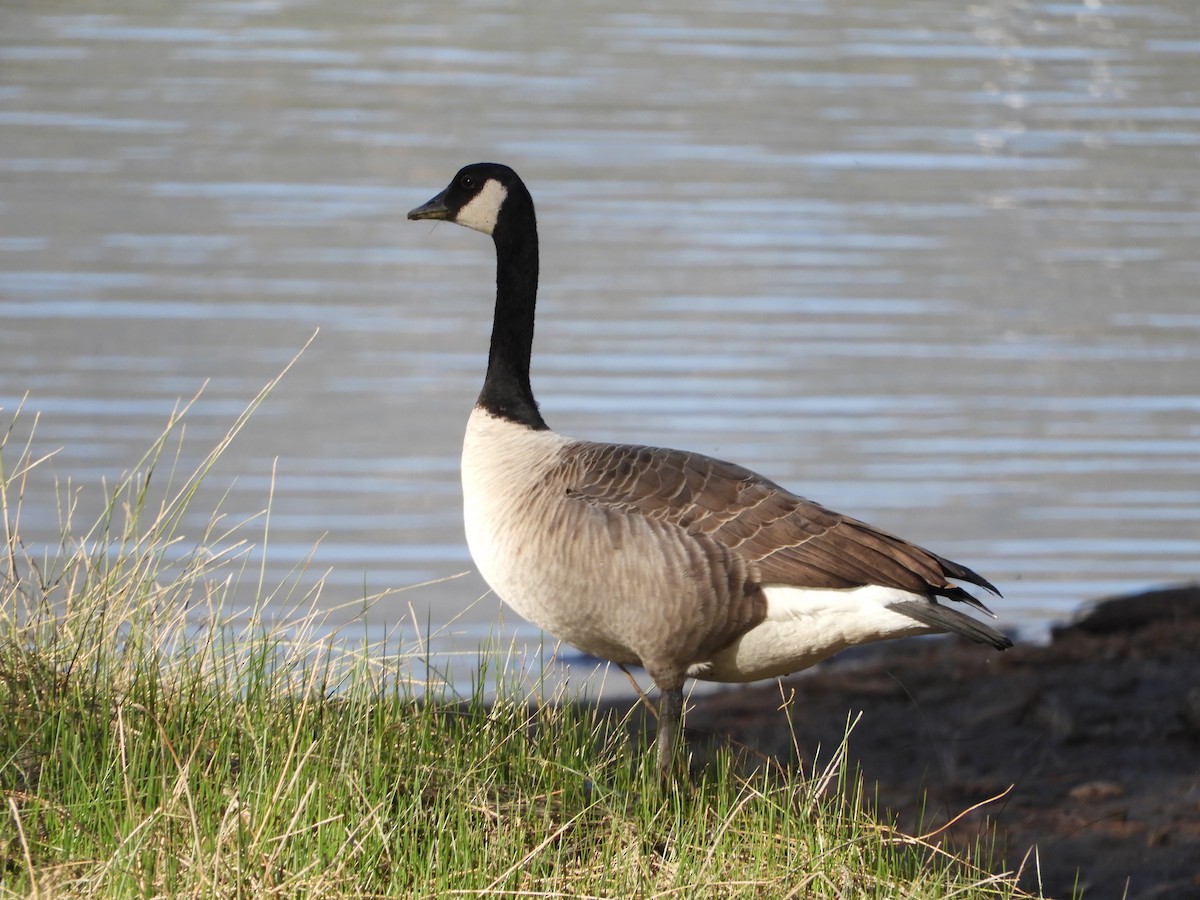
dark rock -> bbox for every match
[1054,584,1200,638]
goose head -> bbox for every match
[407,162,529,237]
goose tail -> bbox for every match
[888,598,1013,650]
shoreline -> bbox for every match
[620,584,1200,899]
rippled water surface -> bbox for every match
[2,0,1198,685]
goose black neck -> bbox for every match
[478,187,547,430]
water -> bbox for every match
[2,0,1198,688]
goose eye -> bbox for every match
[460,175,475,189]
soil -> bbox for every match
[677,584,1200,899]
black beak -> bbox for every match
[407,188,451,221]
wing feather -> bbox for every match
[559,440,999,609]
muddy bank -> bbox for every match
[678,584,1200,899]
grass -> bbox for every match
[0,370,1038,898]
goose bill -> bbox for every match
[407,190,451,221]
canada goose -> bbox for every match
[408,162,1011,778]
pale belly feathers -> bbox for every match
[462,408,644,664]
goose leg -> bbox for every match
[655,684,684,780]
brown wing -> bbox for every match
[559,440,999,611]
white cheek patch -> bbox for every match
[455,179,508,235]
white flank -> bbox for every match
[454,179,509,235]
[694,584,936,682]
